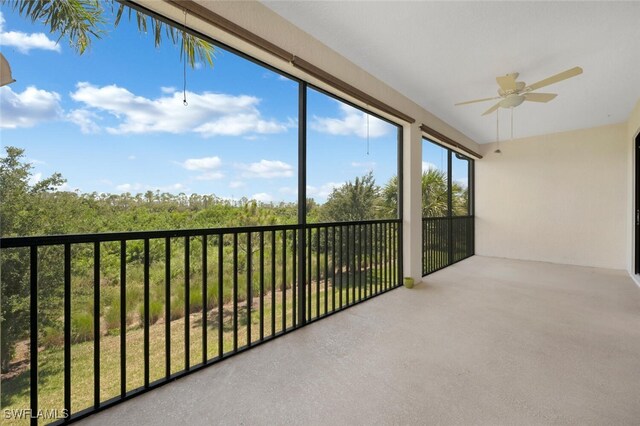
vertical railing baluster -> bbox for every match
[165,238,171,377]
[259,231,264,341]
[307,227,312,320]
[375,223,379,293]
[346,225,350,306]
[372,224,376,293]
[391,224,396,286]
[368,224,373,296]
[339,225,343,309]
[30,246,38,426]
[324,226,328,314]
[358,224,363,301]
[271,231,276,336]
[353,224,357,302]
[383,223,387,290]
[282,230,287,330]
[364,224,368,298]
[217,235,223,358]
[233,233,238,352]
[292,229,297,328]
[64,243,71,411]
[316,227,320,316]
[143,239,150,387]
[331,226,336,312]
[120,240,128,392]
[93,242,100,408]
[391,223,395,286]
[202,235,207,363]
[185,237,190,369]
[247,232,252,346]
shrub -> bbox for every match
[72,312,94,343]
[170,295,185,321]
[104,299,121,332]
[189,286,203,313]
[41,326,64,348]
[140,300,164,325]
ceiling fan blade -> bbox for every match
[482,102,501,116]
[455,96,501,106]
[496,74,517,92]
[524,93,557,103]
[524,66,583,92]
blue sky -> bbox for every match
[0,6,466,204]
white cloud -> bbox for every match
[181,156,222,171]
[55,182,80,192]
[0,85,62,128]
[28,172,42,186]
[181,156,224,180]
[238,159,294,179]
[278,186,296,195]
[160,86,176,94]
[229,181,245,189]
[351,161,376,170]
[27,158,46,165]
[127,155,136,161]
[115,182,187,193]
[0,12,60,53]
[422,161,438,173]
[251,192,273,203]
[307,182,344,200]
[195,171,224,181]
[70,82,289,137]
[280,182,343,200]
[311,103,390,138]
[67,109,100,133]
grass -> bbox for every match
[1,272,396,425]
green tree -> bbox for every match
[3,0,214,68]
[0,147,66,372]
[321,172,379,222]
[379,169,450,218]
[378,175,399,219]
[422,168,448,217]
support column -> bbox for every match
[403,122,423,281]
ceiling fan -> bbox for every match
[455,66,583,116]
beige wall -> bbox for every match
[476,123,628,270]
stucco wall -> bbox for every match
[476,123,628,269]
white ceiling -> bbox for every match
[262,1,640,143]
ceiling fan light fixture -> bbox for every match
[499,94,525,109]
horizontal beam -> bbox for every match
[420,124,482,159]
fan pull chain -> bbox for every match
[494,108,501,154]
[366,112,370,155]
[510,106,514,141]
[182,9,188,107]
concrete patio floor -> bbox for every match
[82,256,640,425]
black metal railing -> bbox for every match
[422,216,473,276]
[0,219,401,425]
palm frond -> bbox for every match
[3,0,107,54]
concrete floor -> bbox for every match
[82,256,640,425]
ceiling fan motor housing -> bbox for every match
[499,94,526,109]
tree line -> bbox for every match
[0,146,467,373]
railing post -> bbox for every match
[30,246,38,426]
[447,150,453,264]
[297,81,307,326]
